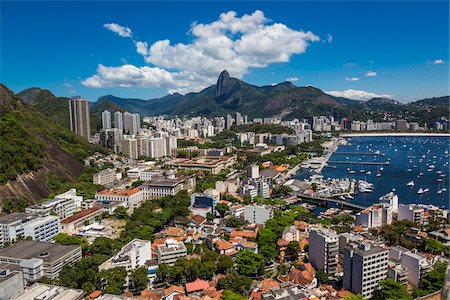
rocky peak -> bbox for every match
[215,70,231,97]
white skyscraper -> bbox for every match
[114,111,123,132]
[102,110,111,129]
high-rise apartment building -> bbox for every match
[123,112,140,135]
[122,137,139,159]
[226,114,233,130]
[343,242,389,299]
[114,111,123,132]
[102,110,112,129]
[309,227,339,275]
[235,112,243,126]
[100,128,122,153]
[68,97,91,140]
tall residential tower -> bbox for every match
[68,97,91,140]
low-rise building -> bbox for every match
[61,206,103,234]
[99,239,151,282]
[13,283,84,300]
[165,156,236,174]
[244,205,273,225]
[141,173,196,200]
[93,169,117,186]
[389,246,432,287]
[0,267,24,300]
[387,261,409,285]
[96,187,144,207]
[155,239,187,265]
[0,241,82,279]
[26,189,82,219]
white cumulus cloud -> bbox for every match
[103,23,132,38]
[325,89,393,100]
[84,11,320,93]
[430,59,445,65]
[366,71,377,77]
[345,77,359,81]
[286,77,299,82]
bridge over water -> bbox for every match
[293,193,367,212]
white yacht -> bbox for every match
[417,188,424,194]
[407,181,415,187]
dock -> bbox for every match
[328,161,389,165]
[334,151,385,156]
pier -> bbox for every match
[293,193,366,211]
[328,161,389,165]
[334,151,385,156]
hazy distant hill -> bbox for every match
[0,84,101,203]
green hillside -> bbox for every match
[0,84,105,202]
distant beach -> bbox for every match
[340,133,450,137]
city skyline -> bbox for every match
[1,1,449,102]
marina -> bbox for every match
[294,135,450,209]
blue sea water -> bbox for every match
[295,136,450,209]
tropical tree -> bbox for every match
[372,278,412,300]
[235,251,265,277]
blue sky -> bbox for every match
[1,1,449,102]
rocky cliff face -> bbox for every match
[215,70,232,97]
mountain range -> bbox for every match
[94,70,449,124]
[12,70,449,129]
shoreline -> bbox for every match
[340,133,450,137]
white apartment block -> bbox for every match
[355,204,392,228]
[343,242,389,299]
[155,239,187,265]
[389,246,432,287]
[308,227,339,275]
[379,192,399,212]
[23,216,61,242]
[99,239,151,272]
[26,189,82,219]
[93,169,116,186]
[243,205,273,225]
[0,213,61,245]
[398,204,425,224]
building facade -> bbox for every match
[308,228,339,275]
[343,242,389,299]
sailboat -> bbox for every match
[407,181,414,187]
[376,165,382,177]
[360,164,365,173]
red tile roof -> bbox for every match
[186,279,210,293]
[215,239,234,251]
[164,285,185,296]
[61,206,102,224]
[230,230,257,239]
